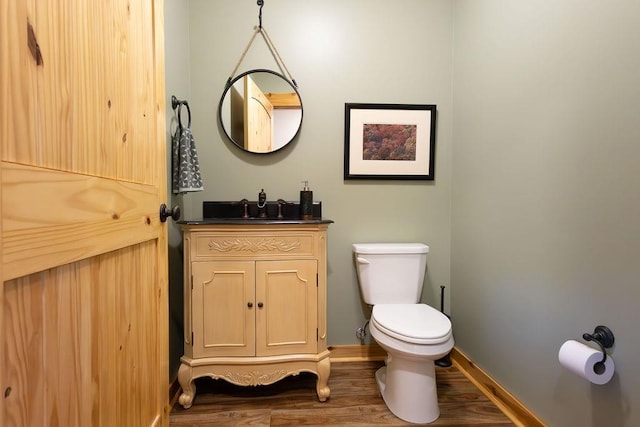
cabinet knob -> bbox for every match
[247,302,253,308]
[257,302,264,308]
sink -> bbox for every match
[203,201,322,221]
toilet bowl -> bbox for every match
[352,243,454,424]
[369,303,453,424]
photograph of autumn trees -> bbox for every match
[362,123,417,161]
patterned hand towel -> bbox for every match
[172,125,204,194]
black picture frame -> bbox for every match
[344,103,436,180]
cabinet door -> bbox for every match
[256,260,318,356]
[191,261,255,358]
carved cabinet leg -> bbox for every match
[177,363,196,409]
[315,357,331,401]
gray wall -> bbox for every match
[452,1,640,426]
[174,0,454,347]
[164,1,640,425]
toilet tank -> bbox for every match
[352,243,429,305]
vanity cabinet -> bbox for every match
[178,222,331,408]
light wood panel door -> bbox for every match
[1,1,168,426]
[244,74,274,153]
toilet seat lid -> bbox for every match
[372,304,452,345]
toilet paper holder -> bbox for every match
[582,325,614,364]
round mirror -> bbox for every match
[218,69,303,154]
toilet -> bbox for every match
[353,243,454,424]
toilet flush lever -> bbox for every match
[356,257,370,264]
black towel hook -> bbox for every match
[171,95,191,129]
[582,325,615,365]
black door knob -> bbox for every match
[159,204,181,222]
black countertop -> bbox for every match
[178,218,334,226]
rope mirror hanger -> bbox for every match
[226,0,298,88]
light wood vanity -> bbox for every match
[178,220,332,408]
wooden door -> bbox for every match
[256,260,317,357]
[244,74,274,153]
[1,1,169,426]
[191,261,255,358]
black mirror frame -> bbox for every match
[218,68,303,154]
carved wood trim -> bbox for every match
[222,369,289,386]
[208,237,301,253]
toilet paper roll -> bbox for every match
[558,340,615,385]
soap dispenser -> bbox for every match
[258,188,267,218]
[300,181,313,220]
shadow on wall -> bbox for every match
[168,241,184,378]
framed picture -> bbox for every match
[344,103,436,180]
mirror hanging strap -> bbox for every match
[226,0,297,88]
[227,27,261,87]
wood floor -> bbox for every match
[169,360,516,426]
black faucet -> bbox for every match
[233,198,249,218]
[258,189,267,218]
